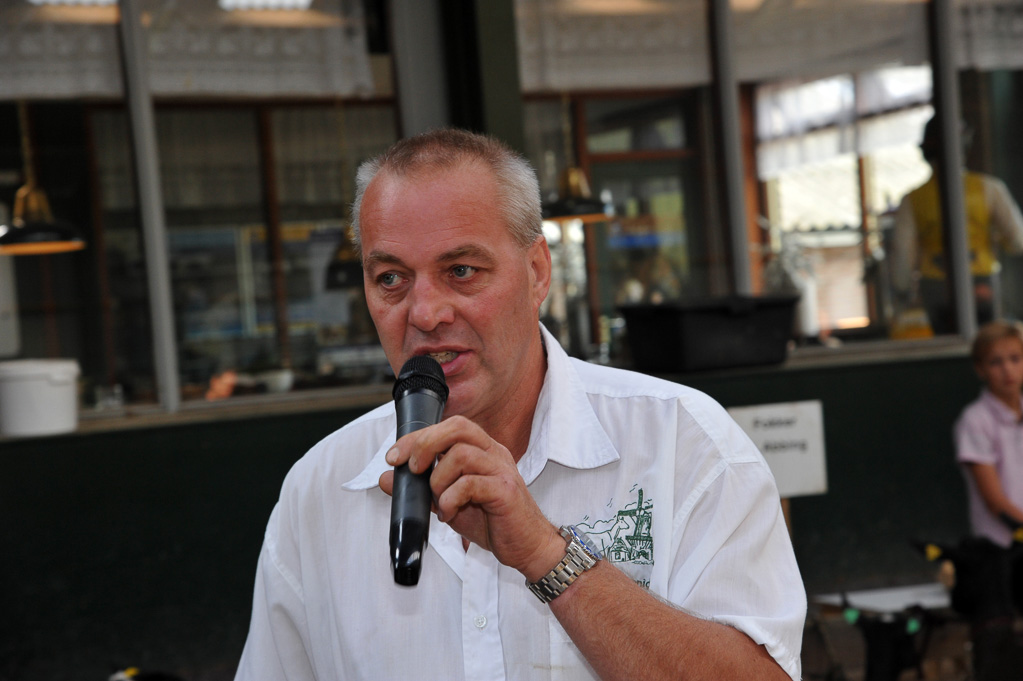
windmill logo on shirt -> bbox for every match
[577,486,653,566]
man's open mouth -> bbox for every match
[427,351,459,364]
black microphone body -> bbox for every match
[390,356,448,586]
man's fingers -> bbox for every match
[388,415,499,474]
[430,441,505,496]
[435,474,506,522]
[378,470,394,496]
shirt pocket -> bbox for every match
[548,615,595,681]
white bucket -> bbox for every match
[0,359,80,437]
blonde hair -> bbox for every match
[971,320,1023,365]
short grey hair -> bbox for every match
[350,128,543,255]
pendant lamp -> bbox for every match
[0,103,86,256]
[540,94,611,224]
[541,166,608,223]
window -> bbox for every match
[754,68,939,341]
[91,104,398,402]
[524,93,718,362]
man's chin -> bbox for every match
[439,385,481,421]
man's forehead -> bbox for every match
[364,242,499,269]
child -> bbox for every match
[955,320,1023,547]
[953,322,1023,679]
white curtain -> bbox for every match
[755,67,934,178]
[0,0,374,100]
[957,0,1023,70]
[515,0,711,91]
[515,0,1023,94]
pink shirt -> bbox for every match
[955,389,1023,546]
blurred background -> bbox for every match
[2,0,1023,678]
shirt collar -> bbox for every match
[517,324,620,483]
[980,388,1023,425]
[342,324,620,492]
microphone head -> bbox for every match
[393,355,449,402]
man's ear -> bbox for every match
[528,236,553,310]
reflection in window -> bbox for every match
[755,67,935,341]
[525,94,710,362]
[585,98,687,153]
[92,104,397,402]
[765,154,866,333]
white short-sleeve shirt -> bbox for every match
[955,389,1023,546]
[235,325,806,681]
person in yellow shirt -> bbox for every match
[892,117,1023,334]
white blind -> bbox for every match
[515,0,1023,93]
[515,0,711,91]
[0,0,373,100]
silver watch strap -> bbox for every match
[527,526,598,603]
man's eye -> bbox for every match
[451,265,476,279]
[378,272,401,287]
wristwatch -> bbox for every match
[527,525,603,603]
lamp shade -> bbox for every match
[0,218,86,256]
[541,166,611,223]
[541,195,608,223]
[2,102,87,256]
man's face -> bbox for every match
[359,162,551,424]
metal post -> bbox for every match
[929,0,975,338]
[390,0,450,136]
[117,0,180,411]
[708,0,752,295]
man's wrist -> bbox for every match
[522,524,567,583]
[526,525,604,604]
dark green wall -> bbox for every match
[1,408,364,681]
[682,355,978,596]
[2,355,981,678]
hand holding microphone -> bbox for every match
[385,356,561,587]
[390,356,448,586]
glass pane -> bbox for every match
[160,104,399,400]
[2,103,94,378]
[754,65,948,342]
[866,110,934,337]
[985,70,1023,326]
[955,68,1023,331]
[523,100,569,202]
[590,157,698,291]
[587,158,701,361]
[152,109,269,400]
[767,153,867,335]
[585,98,687,153]
[539,218,589,359]
[92,107,158,404]
[270,104,397,391]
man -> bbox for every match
[235,129,805,680]
[892,116,1023,334]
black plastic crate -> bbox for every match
[620,295,798,373]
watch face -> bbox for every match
[567,525,604,560]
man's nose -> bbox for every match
[407,279,455,331]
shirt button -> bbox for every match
[473,615,487,629]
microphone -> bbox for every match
[390,355,448,586]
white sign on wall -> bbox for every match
[727,400,827,498]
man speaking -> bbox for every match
[235,129,805,680]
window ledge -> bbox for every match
[71,383,394,436]
[784,335,970,370]
[4,337,972,441]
